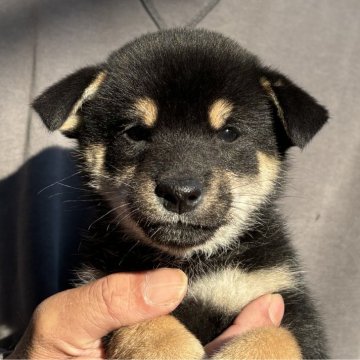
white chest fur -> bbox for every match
[187,266,298,314]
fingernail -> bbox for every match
[268,294,284,326]
[143,268,188,306]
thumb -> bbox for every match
[32,268,187,350]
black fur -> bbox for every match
[33,66,100,131]
[33,28,328,358]
[264,69,328,148]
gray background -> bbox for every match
[0,0,359,358]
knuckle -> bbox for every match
[32,300,50,330]
[96,274,131,323]
[31,299,58,341]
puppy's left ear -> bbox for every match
[260,69,328,149]
[33,66,106,137]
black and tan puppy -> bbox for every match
[33,28,328,359]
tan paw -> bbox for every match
[211,327,302,360]
[106,315,205,360]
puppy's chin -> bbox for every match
[139,221,217,250]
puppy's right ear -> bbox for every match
[32,66,106,137]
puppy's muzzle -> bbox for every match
[155,178,202,214]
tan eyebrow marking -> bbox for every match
[133,97,158,127]
[208,99,233,130]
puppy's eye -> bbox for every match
[218,127,240,142]
[124,125,151,142]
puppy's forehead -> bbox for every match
[131,97,233,129]
[102,29,265,127]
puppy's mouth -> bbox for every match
[137,219,219,249]
[105,189,228,252]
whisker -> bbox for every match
[114,207,140,226]
[149,225,163,239]
[118,241,140,267]
[63,198,104,203]
[88,203,129,230]
[37,171,82,194]
[48,192,66,199]
[52,182,93,193]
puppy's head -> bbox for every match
[33,29,328,257]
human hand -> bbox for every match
[7,269,284,359]
[8,269,188,359]
[205,293,284,356]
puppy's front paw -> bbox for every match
[106,315,205,360]
[211,327,302,360]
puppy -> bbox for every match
[33,28,328,359]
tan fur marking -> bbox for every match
[209,99,233,129]
[59,114,79,132]
[256,151,281,195]
[85,144,105,172]
[188,266,297,314]
[113,165,136,185]
[84,144,106,188]
[184,153,280,257]
[107,315,204,360]
[134,97,158,127]
[260,77,289,135]
[212,327,302,359]
[59,72,106,132]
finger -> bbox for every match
[31,268,187,354]
[204,293,284,355]
[232,293,284,330]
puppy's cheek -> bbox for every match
[199,170,230,220]
[256,151,281,196]
[228,151,280,216]
[101,190,150,244]
[102,165,138,214]
[189,172,253,256]
[191,155,281,256]
[82,144,107,189]
[111,165,137,188]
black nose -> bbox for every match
[155,179,202,214]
